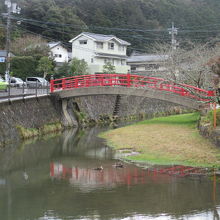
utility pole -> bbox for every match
[168,22,179,51]
[168,22,179,81]
[4,0,21,82]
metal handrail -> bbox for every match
[0,82,50,102]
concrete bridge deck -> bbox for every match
[53,86,204,110]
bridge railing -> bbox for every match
[50,74,214,101]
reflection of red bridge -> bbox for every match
[50,74,214,110]
[50,163,206,188]
[155,165,206,177]
[50,163,171,188]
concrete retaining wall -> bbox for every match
[0,96,62,147]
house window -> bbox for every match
[54,54,62,58]
[145,64,159,70]
[108,43,114,50]
[96,42,103,49]
[131,66,137,71]
[79,40,87,45]
[104,59,108,64]
[121,59,125,65]
[91,58,94,63]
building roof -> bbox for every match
[48,42,60,48]
[127,54,169,63]
[48,41,64,49]
[69,32,131,46]
[95,52,128,59]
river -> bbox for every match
[0,126,219,220]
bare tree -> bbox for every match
[11,34,49,56]
[152,41,220,90]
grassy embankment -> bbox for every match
[100,113,220,168]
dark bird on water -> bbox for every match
[113,162,124,168]
[93,166,103,171]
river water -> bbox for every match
[0,126,219,220]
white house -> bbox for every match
[48,42,69,65]
[69,32,131,74]
[127,52,168,76]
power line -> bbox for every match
[8,15,220,33]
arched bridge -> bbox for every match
[50,74,214,110]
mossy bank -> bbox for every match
[100,113,220,168]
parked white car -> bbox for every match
[26,77,49,88]
[10,77,27,88]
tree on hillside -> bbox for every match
[11,35,49,57]
[207,55,220,90]
[5,0,220,51]
[70,58,88,75]
[103,62,116,74]
[21,0,86,42]
[37,56,54,78]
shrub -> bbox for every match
[206,109,220,125]
[10,56,39,79]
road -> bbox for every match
[0,87,50,102]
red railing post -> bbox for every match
[181,88,185,96]
[208,90,215,96]
[85,78,89,87]
[75,78,78,88]
[50,80,54,93]
[101,75,104,86]
[62,79,66,90]
[127,73,131,87]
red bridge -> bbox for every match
[50,74,215,110]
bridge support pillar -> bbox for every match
[61,99,78,127]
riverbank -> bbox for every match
[100,113,220,168]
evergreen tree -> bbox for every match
[70,58,88,75]
[103,62,116,74]
[37,56,54,78]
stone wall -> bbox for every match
[198,122,220,147]
[74,95,116,120]
[74,95,188,120]
[118,96,184,117]
[0,96,61,146]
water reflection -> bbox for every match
[0,126,219,220]
[50,162,171,190]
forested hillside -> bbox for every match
[1,0,220,51]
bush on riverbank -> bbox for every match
[201,109,220,126]
[17,122,63,139]
[100,113,220,168]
